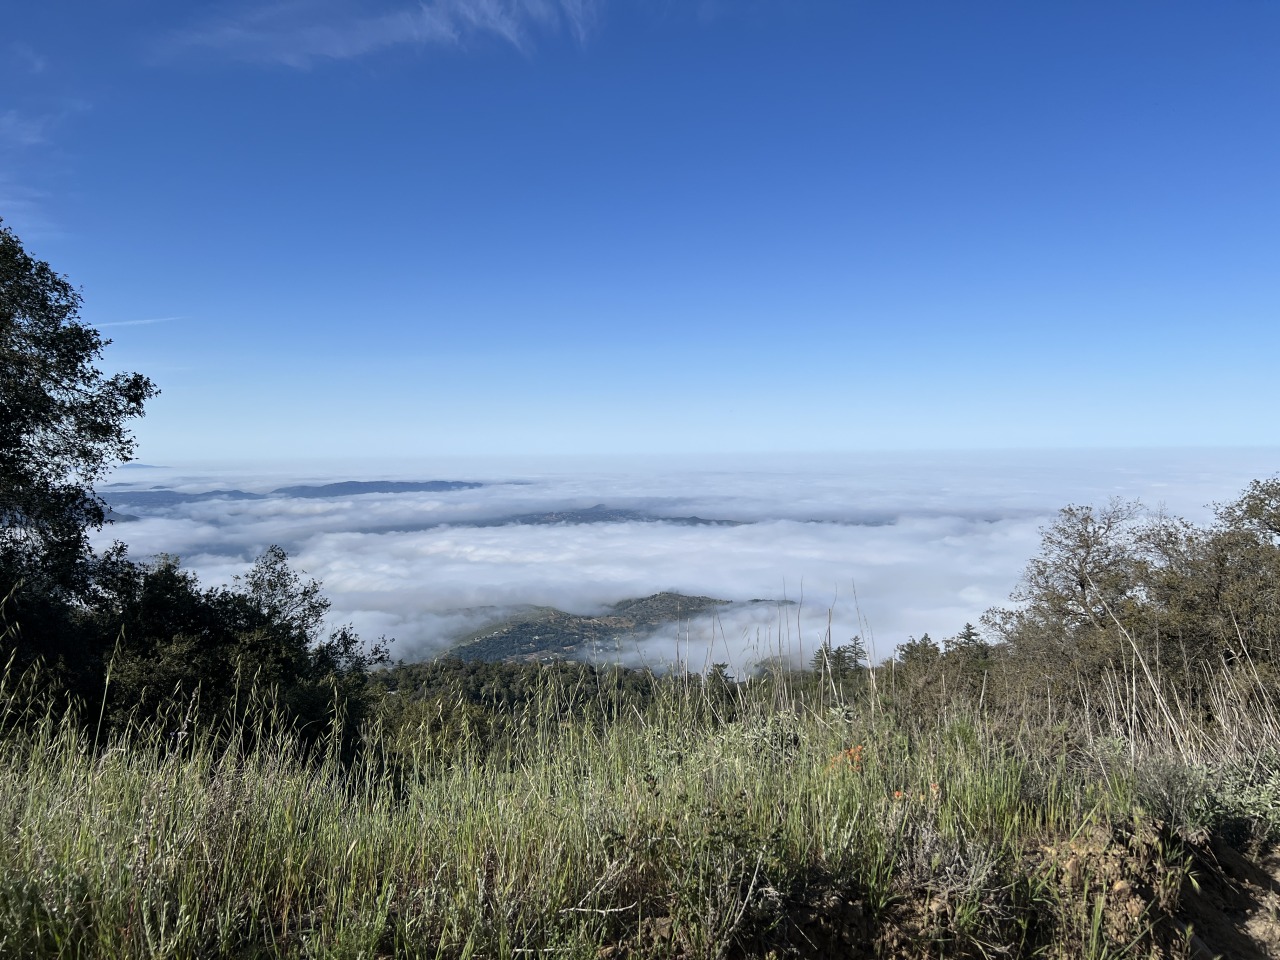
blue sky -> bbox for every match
[4,1,1278,462]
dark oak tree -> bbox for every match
[1,219,157,588]
[1,220,157,684]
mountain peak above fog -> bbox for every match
[445,592,734,663]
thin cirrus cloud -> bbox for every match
[0,177,56,240]
[0,100,92,155]
[0,110,52,150]
[6,43,47,75]
[0,100,93,236]
[97,316,186,329]
[168,0,601,67]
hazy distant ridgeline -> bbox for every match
[101,479,484,509]
[104,488,741,528]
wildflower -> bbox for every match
[826,744,865,773]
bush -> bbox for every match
[86,545,387,750]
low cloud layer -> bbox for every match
[92,449,1279,674]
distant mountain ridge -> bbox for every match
[271,481,482,498]
[99,484,744,529]
[103,489,266,508]
[476,504,742,527]
[101,480,482,509]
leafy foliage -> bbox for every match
[0,219,156,594]
[981,482,1280,702]
[88,546,387,746]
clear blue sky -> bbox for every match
[4,1,1278,461]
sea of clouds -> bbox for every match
[89,449,1279,674]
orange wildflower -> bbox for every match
[826,744,865,772]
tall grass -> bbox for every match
[1,654,1276,959]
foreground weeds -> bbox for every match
[1,665,1278,959]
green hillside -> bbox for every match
[447,591,734,661]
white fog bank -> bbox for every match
[93,448,1279,672]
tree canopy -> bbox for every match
[978,483,1280,706]
[1,219,157,586]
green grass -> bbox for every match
[1,662,1276,959]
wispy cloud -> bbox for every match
[0,177,58,240]
[555,0,597,45]
[6,43,47,76]
[167,0,602,67]
[0,101,93,233]
[98,316,186,329]
[0,38,87,234]
[0,100,90,154]
[0,110,52,149]
[0,123,59,238]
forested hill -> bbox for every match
[446,592,734,662]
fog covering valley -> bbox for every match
[92,449,1278,674]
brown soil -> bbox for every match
[1182,840,1280,960]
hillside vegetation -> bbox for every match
[3,628,1280,959]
